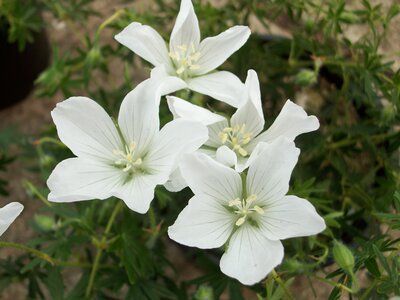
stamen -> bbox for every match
[219,124,252,157]
[113,141,143,173]
[169,43,201,77]
[227,194,264,227]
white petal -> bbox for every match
[164,167,187,192]
[118,80,160,155]
[216,145,237,167]
[51,97,121,162]
[220,224,284,285]
[205,118,229,148]
[244,70,263,118]
[260,195,326,240]
[247,138,300,203]
[195,26,251,75]
[47,158,122,202]
[187,71,245,107]
[253,100,320,145]
[145,119,208,183]
[167,96,226,125]
[112,174,159,214]
[0,202,24,236]
[168,195,234,249]
[235,141,268,172]
[170,0,200,52]
[115,22,172,69]
[150,65,188,94]
[180,153,242,202]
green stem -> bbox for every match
[23,180,52,207]
[0,241,91,267]
[271,269,294,300]
[312,274,356,294]
[85,201,123,298]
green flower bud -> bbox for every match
[194,285,213,300]
[34,215,55,231]
[295,69,318,86]
[333,240,355,274]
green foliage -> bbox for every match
[0,0,399,299]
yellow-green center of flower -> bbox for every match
[113,142,143,172]
[229,194,264,226]
[218,124,252,157]
[169,43,201,77]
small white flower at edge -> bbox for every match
[168,138,326,285]
[115,0,251,107]
[167,69,320,175]
[0,202,23,236]
[47,78,208,214]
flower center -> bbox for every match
[169,42,201,77]
[218,124,252,157]
[228,194,264,226]
[113,142,143,173]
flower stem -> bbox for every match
[85,201,123,298]
[271,269,295,300]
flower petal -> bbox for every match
[170,0,200,52]
[168,195,234,249]
[247,138,300,203]
[220,224,284,285]
[0,202,24,236]
[260,195,326,240]
[47,158,122,202]
[118,79,160,155]
[115,22,172,70]
[187,71,245,107]
[195,25,251,75]
[216,145,237,168]
[167,96,226,125]
[164,168,187,192]
[253,99,320,145]
[51,97,122,162]
[112,174,159,214]
[150,64,188,93]
[145,119,208,183]
[180,153,242,202]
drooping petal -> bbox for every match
[168,195,234,249]
[145,119,208,183]
[195,26,251,75]
[51,97,122,162]
[118,80,160,156]
[187,71,245,107]
[180,153,242,202]
[246,138,300,204]
[47,158,123,202]
[170,0,200,52]
[115,22,172,70]
[164,168,187,192]
[220,224,284,285]
[150,65,188,93]
[252,100,320,146]
[259,195,326,240]
[167,96,226,125]
[0,202,24,236]
[112,174,160,214]
[216,145,237,168]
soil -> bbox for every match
[0,0,398,299]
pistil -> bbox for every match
[169,42,201,77]
[228,194,264,227]
[113,142,143,172]
[218,124,252,157]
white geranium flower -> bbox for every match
[0,202,23,236]
[168,138,326,285]
[115,0,250,107]
[167,69,320,173]
[47,78,208,214]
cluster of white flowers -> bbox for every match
[44,0,326,285]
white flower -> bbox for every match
[115,0,250,107]
[168,138,326,285]
[47,78,208,214]
[0,202,23,236]
[167,69,320,173]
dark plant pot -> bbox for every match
[0,26,50,110]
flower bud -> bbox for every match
[295,69,318,86]
[34,214,55,231]
[333,240,355,274]
[194,285,213,300]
